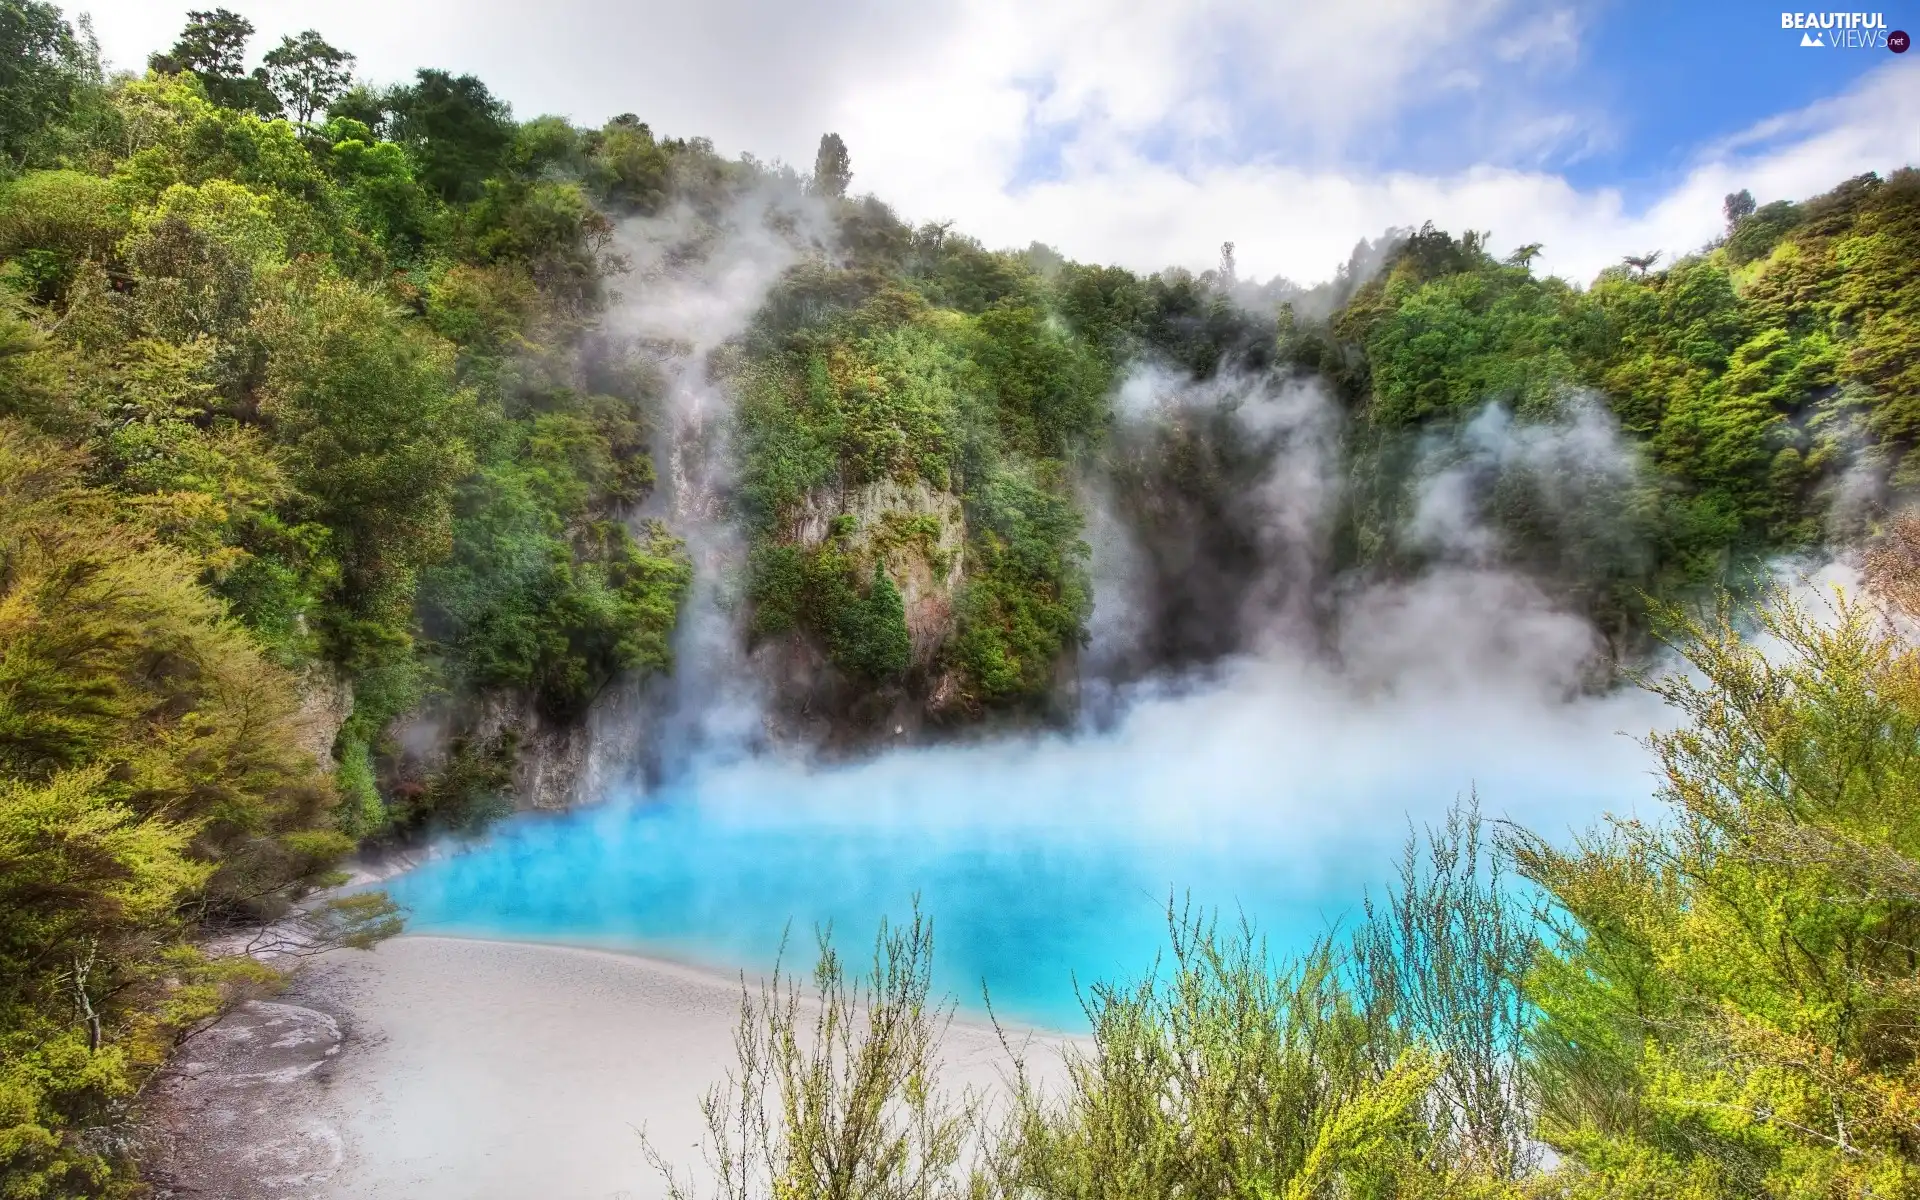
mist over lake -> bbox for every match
[387,647,1662,1025]
[12,5,1917,1194]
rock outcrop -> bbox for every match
[291,668,353,774]
[140,998,349,1198]
[758,475,971,742]
[790,475,966,669]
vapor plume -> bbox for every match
[607,184,835,777]
[389,325,1678,1022]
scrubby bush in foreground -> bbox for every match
[660,561,1920,1198]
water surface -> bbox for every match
[386,670,1660,1027]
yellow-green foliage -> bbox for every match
[0,422,356,1193]
[1000,916,1472,1200]
[0,768,203,1197]
[0,171,125,300]
[1514,585,1920,1197]
[0,17,695,833]
[648,907,977,1200]
[0,13,712,1182]
[659,898,1534,1200]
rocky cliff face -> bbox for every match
[755,475,970,748]
[795,477,966,667]
[292,668,354,775]
[475,683,658,811]
[389,678,663,818]
[466,476,973,800]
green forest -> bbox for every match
[2,1,1920,1195]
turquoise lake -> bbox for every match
[383,673,1660,1028]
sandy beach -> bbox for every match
[142,935,1052,1200]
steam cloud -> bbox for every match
[394,213,1686,1020]
[598,183,838,778]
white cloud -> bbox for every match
[79,0,960,166]
[1493,8,1580,64]
[76,1,1920,287]
[841,54,1920,285]
[81,0,1555,165]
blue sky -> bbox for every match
[1001,3,1917,205]
[77,0,1920,283]
[1519,1,1910,196]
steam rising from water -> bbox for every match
[387,642,1661,1024]
[614,189,825,772]
[387,213,1677,1024]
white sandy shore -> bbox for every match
[147,935,1060,1200]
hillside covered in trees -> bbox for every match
[2,1,1920,1194]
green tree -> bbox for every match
[0,0,98,170]
[811,131,851,199]
[972,298,1106,456]
[254,269,472,656]
[589,113,670,213]
[389,68,513,202]
[825,561,911,680]
[261,29,355,126]
[0,421,393,1192]
[1723,188,1756,227]
[325,81,391,137]
[148,8,278,115]
[953,468,1090,705]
